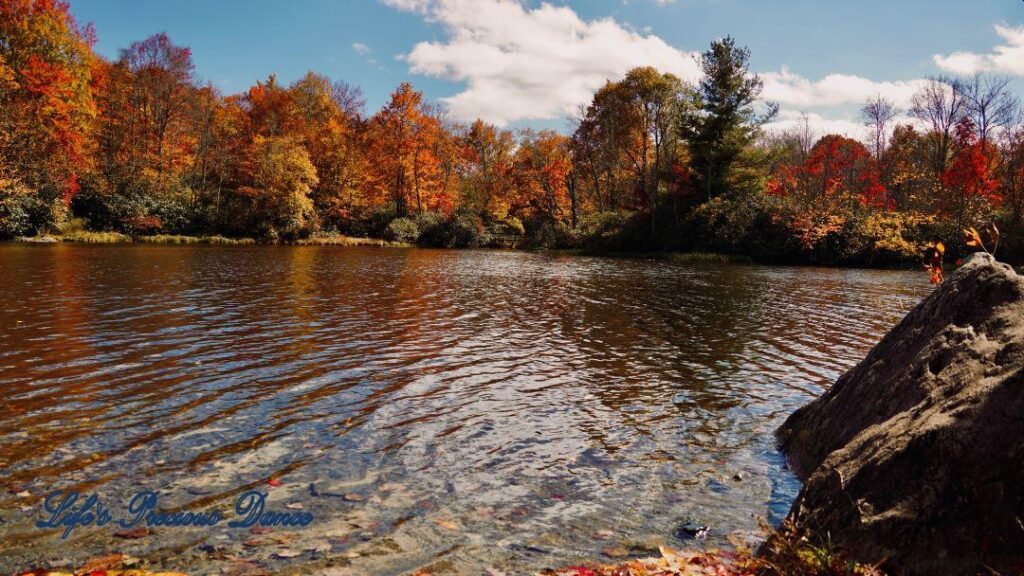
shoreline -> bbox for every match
[7,234,956,271]
[12,233,412,248]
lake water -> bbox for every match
[0,245,929,575]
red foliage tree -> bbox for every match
[941,117,1001,225]
[768,134,888,212]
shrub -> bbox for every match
[0,183,39,238]
[844,211,935,265]
[418,212,490,248]
[123,215,163,236]
[413,210,444,234]
[574,211,631,251]
[150,190,216,235]
[504,216,526,236]
[384,217,420,243]
[337,205,398,238]
[71,177,154,233]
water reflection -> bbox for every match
[0,245,928,574]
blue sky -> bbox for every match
[69,0,1024,134]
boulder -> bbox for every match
[776,252,1024,575]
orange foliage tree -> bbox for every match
[511,130,573,224]
[459,119,516,220]
[0,0,96,204]
[366,83,455,216]
[95,33,198,197]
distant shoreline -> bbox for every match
[12,233,411,248]
[7,235,954,271]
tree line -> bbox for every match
[2,1,1022,263]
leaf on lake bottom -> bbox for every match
[431,518,459,531]
[272,549,302,559]
[114,527,150,539]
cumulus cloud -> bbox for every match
[353,42,372,55]
[382,0,701,125]
[761,67,926,108]
[381,0,942,134]
[934,24,1024,76]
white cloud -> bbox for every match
[382,0,701,126]
[381,0,943,134]
[761,67,926,108]
[764,109,924,141]
[934,24,1024,76]
[381,0,431,13]
[353,42,372,55]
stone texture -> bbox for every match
[776,253,1024,575]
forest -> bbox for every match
[2,0,1024,265]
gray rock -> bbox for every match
[776,252,1024,575]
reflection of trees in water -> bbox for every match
[550,261,769,454]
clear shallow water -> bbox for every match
[0,245,929,575]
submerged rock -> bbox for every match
[776,253,1024,575]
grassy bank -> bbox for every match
[291,234,412,247]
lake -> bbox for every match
[0,245,929,575]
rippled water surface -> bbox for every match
[0,245,929,574]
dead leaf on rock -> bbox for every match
[114,527,150,539]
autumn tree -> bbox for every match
[884,124,933,212]
[941,117,1000,227]
[767,134,887,249]
[572,67,691,220]
[860,95,899,207]
[367,83,453,216]
[571,95,631,213]
[511,129,572,224]
[91,32,199,214]
[459,120,516,219]
[679,36,776,201]
[231,135,317,239]
[288,72,367,228]
[244,74,300,138]
[0,0,96,218]
[769,134,886,211]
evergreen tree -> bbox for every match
[680,36,776,201]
